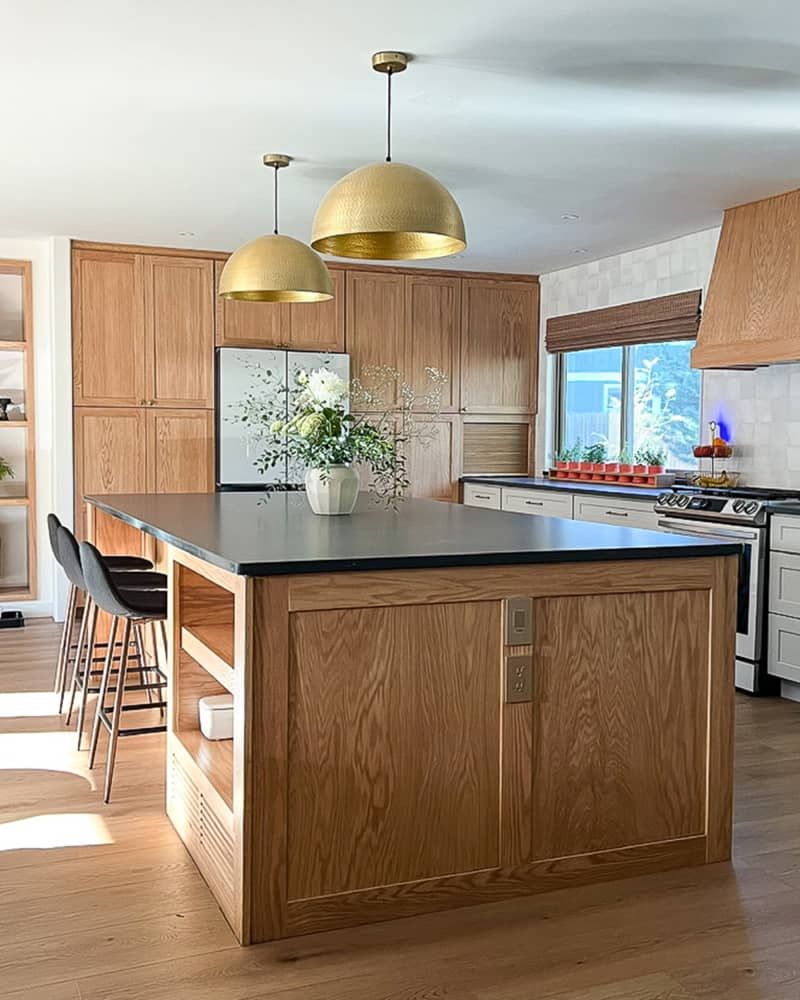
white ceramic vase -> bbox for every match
[304,465,360,515]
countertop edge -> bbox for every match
[461,475,663,500]
[87,495,742,576]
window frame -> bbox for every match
[554,341,700,469]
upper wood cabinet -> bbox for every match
[215,261,345,353]
[404,274,461,412]
[460,278,539,413]
[73,250,147,407]
[145,256,214,408]
[73,249,215,409]
[346,270,405,407]
[692,187,800,369]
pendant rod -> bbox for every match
[386,67,393,163]
[273,165,279,235]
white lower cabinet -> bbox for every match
[768,613,800,684]
[501,488,574,519]
[769,550,800,619]
[463,483,502,510]
[573,496,660,532]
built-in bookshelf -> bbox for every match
[0,261,36,600]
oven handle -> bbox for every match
[657,519,759,542]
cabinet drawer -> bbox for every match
[463,484,501,510]
[769,550,800,617]
[771,515,800,555]
[768,613,800,684]
[502,488,573,519]
[574,496,658,532]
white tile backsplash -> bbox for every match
[537,226,800,489]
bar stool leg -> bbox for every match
[103,618,133,804]
[60,595,90,715]
[53,583,77,693]
[66,599,97,728]
[151,620,166,720]
[89,615,119,770]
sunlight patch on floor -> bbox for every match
[0,730,95,786]
[0,812,112,851]
[0,691,61,718]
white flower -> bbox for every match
[296,370,309,386]
[307,368,348,408]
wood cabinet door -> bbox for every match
[405,415,461,501]
[73,407,147,537]
[346,271,405,408]
[146,409,214,493]
[404,274,461,411]
[286,600,503,899]
[145,256,214,408]
[214,260,287,348]
[461,279,539,413]
[530,589,709,861]
[285,267,345,352]
[72,250,147,406]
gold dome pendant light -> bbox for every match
[310,52,466,260]
[220,154,334,302]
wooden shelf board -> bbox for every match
[0,586,33,601]
[0,421,27,428]
[181,624,235,693]
[174,728,233,811]
[0,496,29,507]
[0,340,27,352]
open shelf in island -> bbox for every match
[181,623,235,692]
[172,727,233,811]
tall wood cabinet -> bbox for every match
[73,241,540,521]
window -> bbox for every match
[557,340,701,468]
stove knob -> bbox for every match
[657,493,670,505]
[677,495,691,507]
[745,501,759,515]
[667,494,678,506]
[732,500,747,513]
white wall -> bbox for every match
[0,237,72,620]
[537,227,800,489]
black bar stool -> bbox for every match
[56,524,163,749]
[81,540,169,804]
[48,513,154,713]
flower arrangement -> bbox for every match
[231,360,447,511]
[0,456,14,481]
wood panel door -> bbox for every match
[146,409,214,493]
[346,271,405,408]
[404,274,461,411]
[405,415,462,501]
[72,250,147,406]
[73,407,147,538]
[145,256,214,408]
[286,600,503,900]
[214,260,287,348]
[531,589,709,861]
[285,267,345,352]
[461,278,539,414]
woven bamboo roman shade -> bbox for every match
[545,289,702,353]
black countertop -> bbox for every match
[766,501,800,515]
[87,492,741,577]
[461,475,664,500]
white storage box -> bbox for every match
[198,693,234,741]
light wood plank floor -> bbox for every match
[1,619,800,999]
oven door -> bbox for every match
[657,517,764,663]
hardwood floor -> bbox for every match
[1,619,799,999]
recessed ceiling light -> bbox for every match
[572,248,589,254]
[178,231,196,237]
[561,213,580,221]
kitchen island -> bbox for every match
[86,492,739,945]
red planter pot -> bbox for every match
[647,465,665,475]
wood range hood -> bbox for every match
[692,186,800,370]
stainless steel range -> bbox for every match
[655,486,800,694]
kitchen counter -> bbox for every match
[85,492,738,947]
[87,491,739,576]
[461,474,664,500]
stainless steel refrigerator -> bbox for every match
[215,348,350,489]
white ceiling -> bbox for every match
[3,0,800,273]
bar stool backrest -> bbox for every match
[79,540,137,620]
[57,525,87,591]
[48,513,63,567]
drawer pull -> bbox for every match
[525,500,544,506]
[474,493,492,500]
[605,510,629,517]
